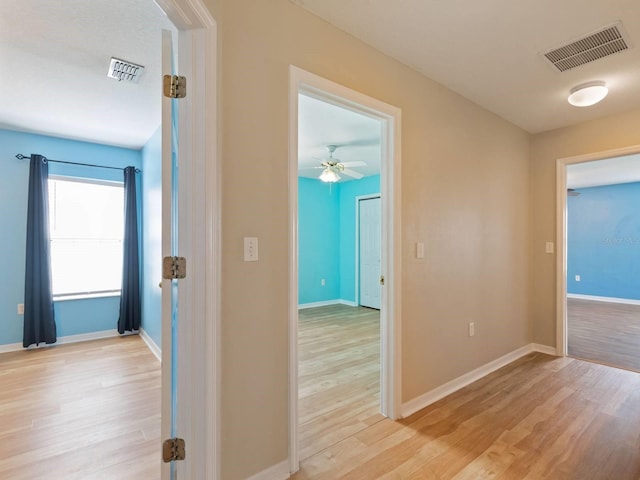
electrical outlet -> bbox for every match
[469,322,475,337]
[545,242,554,254]
[321,278,326,286]
[575,275,581,282]
[17,304,24,315]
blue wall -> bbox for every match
[298,175,380,305]
[141,128,162,348]
[0,128,142,346]
[568,182,640,300]
[298,178,340,304]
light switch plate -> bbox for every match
[244,237,258,261]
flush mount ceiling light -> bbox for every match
[568,81,608,107]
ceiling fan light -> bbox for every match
[319,168,340,183]
[568,81,608,107]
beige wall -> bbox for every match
[530,108,640,346]
[207,0,531,477]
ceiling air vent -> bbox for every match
[107,57,145,83]
[543,22,630,72]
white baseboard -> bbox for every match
[246,460,290,480]
[140,328,161,361]
[401,343,556,418]
[0,341,23,354]
[298,299,358,309]
[532,343,557,356]
[0,329,149,354]
[567,293,640,305]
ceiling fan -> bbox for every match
[310,145,367,183]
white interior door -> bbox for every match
[359,196,381,309]
[160,28,181,480]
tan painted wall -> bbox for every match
[205,0,531,477]
[531,108,640,346]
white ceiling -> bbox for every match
[567,153,640,189]
[3,0,640,186]
[292,0,640,135]
[0,0,174,149]
[298,94,381,180]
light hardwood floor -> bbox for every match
[292,352,640,479]
[0,335,160,480]
[568,297,640,372]
[298,304,382,461]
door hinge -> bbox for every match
[162,437,186,462]
[163,74,187,98]
[379,275,385,286]
[163,256,187,279]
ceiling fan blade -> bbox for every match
[340,161,367,168]
[342,168,364,179]
[299,166,325,170]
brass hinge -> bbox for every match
[379,275,385,286]
[162,437,186,462]
[163,256,187,279]
[163,74,187,98]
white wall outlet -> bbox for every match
[321,278,326,286]
[17,304,24,315]
[469,322,475,337]
[575,275,581,282]
[545,242,554,254]
[243,237,259,261]
[416,242,425,259]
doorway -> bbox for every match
[557,146,640,374]
[289,66,401,472]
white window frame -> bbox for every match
[48,175,125,300]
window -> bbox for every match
[48,177,124,298]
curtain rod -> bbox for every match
[16,154,141,173]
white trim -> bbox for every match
[0,329,122,354]
[156,1,219,479]
[298,299,358,309]
[289,65,402,474]
[140,328,162,361]
[567,293,640,305]
[532,343,558,356]
[556,144,640,359]
[246,460,290,480]
[401,343,555,418]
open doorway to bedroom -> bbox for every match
[0,1,173,477]
[560,150,640,372]
[289,66,401,470]
[296,93,384,460]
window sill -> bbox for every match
[53,292,121,302]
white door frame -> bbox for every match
[355,194,382,307]
[288,65,402,473]
[155,1,219,478]
[555,143,640,357]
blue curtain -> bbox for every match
[118,166,141,333]
[23,154,57,347]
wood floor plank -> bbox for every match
[567,297,640,372]
[292,353,640,479]
[298,305,382,461]
[0,335,160,479]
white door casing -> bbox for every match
[358,196,381,309]
[555,144,640,359]
[288,65,402,474]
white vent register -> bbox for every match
[107,57,145,83]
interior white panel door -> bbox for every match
[359,196,381,309]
